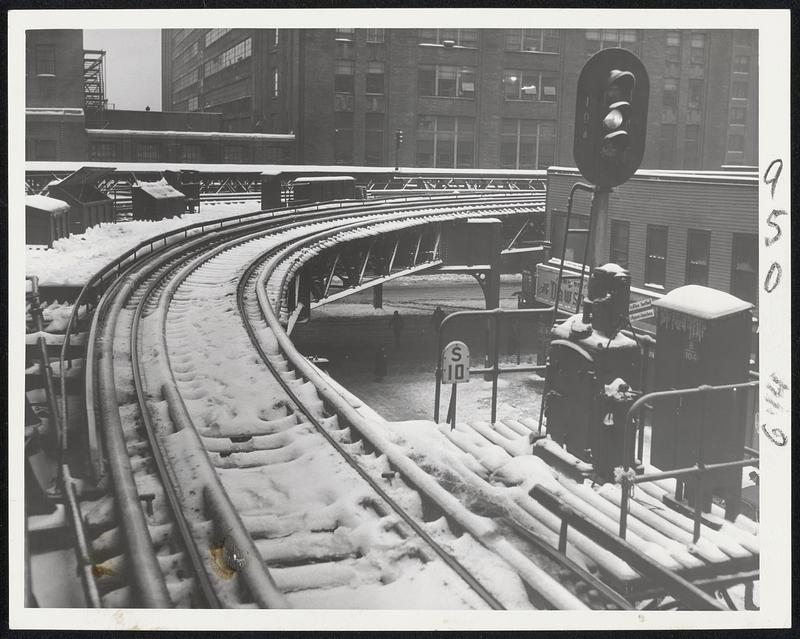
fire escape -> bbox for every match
[83,49,107,111]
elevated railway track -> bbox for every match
[50,192,637,610]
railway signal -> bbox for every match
[574,48,649,189]
[394,130,404,170]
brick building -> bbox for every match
[26,29,294,164]
[161,28,758,170]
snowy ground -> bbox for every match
[25,200,262,286]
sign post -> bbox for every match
[441,341,470,430]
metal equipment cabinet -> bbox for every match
[650,285,754,509]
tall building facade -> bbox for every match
[161,28,758,170]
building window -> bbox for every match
[685,230,710,286]
[335,28,355,40]
[662,80,678,124]
[181,144,202,163]
[188,96,199,111]
[585,29,639,55]
[732,81,749,99]
[500,119,556,170]
[683,124,700,169]
[203,38,252,77]
[730,105,747,124]
[689,33,706,65]
[205,28,231,47]
[272,67,279,97]
[728,133,745,152]
[90,142,117,161]
[734,31,754,47]
[645,225,668,288]
[223,145,243,163]
[733,55,750,73]
[34,139,57,160]
[731,233,757,304]
[687,79,703,110]
[418,29,478,48]
[273,29,279,46]
[418,65,475,99]
[35,45,56,75]
[551,211,588,263]
[665,31,681,63]
[503,29,559,53]
[365,113,384,166]
[365,28,385,43]
[335,60,355,94]
[366,61,384,94]
[334,111,354,165]
[136,143,159,162]
[503,70,557,102]
[174,68,199,93]
[610,220,630,269]
[416,115,475,168]
[659,124,676,168]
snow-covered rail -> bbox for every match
[79,193,628,610]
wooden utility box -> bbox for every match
[131,179,187,221]
[46,166,116,234]
[26,195,71,247]
[651,285,753,510]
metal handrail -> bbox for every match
[433,307,555,424]
[618,381,760,543]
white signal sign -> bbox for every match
[629,298,655,321]
[442,341,470,384]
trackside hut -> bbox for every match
[544,167,758,309]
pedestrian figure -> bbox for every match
[389,310,404,345]
[432,305,446,331]
[374,345,388,381]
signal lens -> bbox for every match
[603,109,624,130]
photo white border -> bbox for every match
[8,7,791,630]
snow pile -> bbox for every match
[25,200,262,286]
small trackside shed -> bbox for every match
[544,167,758,307]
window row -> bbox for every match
[335,63,558,101]
[335,28,385,43]
[658,123,701,169]
[333,28,562,52]
[89,141,268,164]
[204,28,231,48]
[621,224,756,303]
[503,70,557,102]
[173,68,200,93]
[203,38,252,77]
[333,115,556,170]
[334,60,385,94]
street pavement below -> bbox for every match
[291,274,547,426]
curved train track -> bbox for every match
[79,194,632,610]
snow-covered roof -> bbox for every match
[26,107,85,118]
[294,176,356,183]
[86,128,295,142]
[25,194,70,213]
[653,285,753,320]
[547,166,758,185]
[133,178,185,199]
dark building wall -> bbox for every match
[26,113,88,161]
[160,28,758,171]
[26,29,85,108]
[85,108,223,132]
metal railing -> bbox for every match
[618,381,760,543]
[434,307,554,425]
